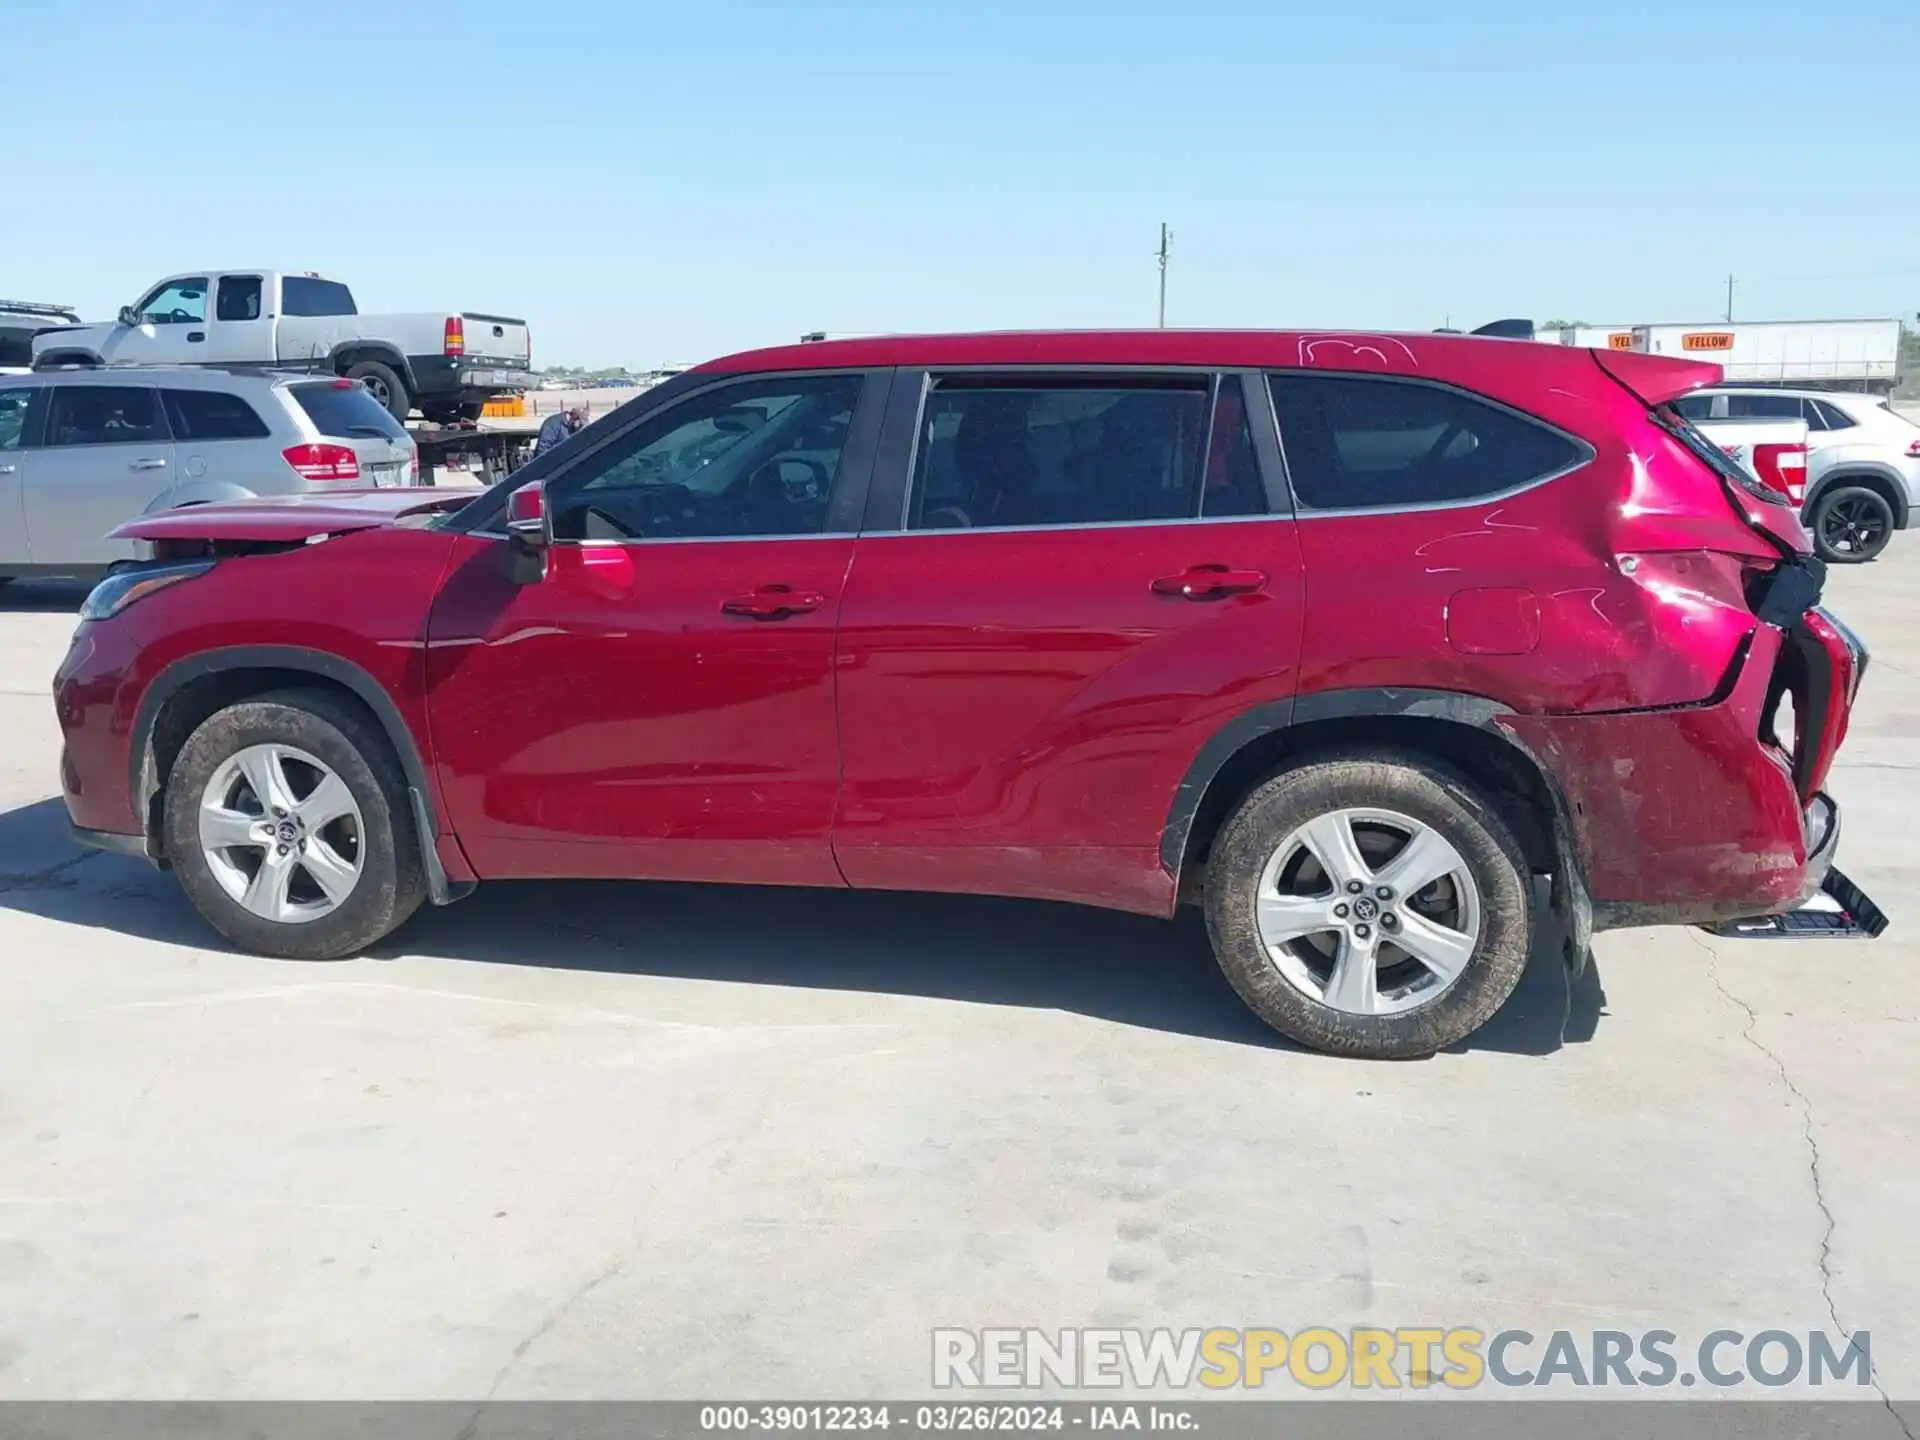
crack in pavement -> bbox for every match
[454,1252,635,1438]
[1688,929,1915,1439]
[0,851,98,895]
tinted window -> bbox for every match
[136,279,208,325]
[0,325,36,369]
[1726,393,1803,419]
[0,389,30,450]
[215,276,263,322]
[1812,399,1857,431]
[1202,376,1266,518]
[163,388,271,441]
[548,374,864,541]
[281,278,356,317]
[290,381,408,440]
[45,386,165,447]
[909,380,1209,530]
[1269,374,1586,510]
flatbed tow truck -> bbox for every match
[407,415,540,486]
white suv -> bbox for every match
[1673,387,1920,562]
[0,368,418,583]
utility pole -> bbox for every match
[1726,273,1736,324]
[1157,223,1172,328]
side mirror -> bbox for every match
[505,480,550,585]
[117,305,141,328]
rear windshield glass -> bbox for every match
[291,381,408,440]
[1652,403,1792,508]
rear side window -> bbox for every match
[1811,399,1857,431]
[215,276,263,322]
[290,381,408,440]
[45,386,166,446]
[1726,393,1802,419]
[162,388,271,441]
[1269,374,1588,510]
[282,278,356,317]
[0,325,36,369]
[909,379,1209,530]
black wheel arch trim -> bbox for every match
[129,644,465,904]
[329,341,417,391]
[1161,685,1594,969]
[1804,468,1910,528]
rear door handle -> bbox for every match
[1151,564,1267,600]
[0,463,15,475]
[130,457,169,471]
[187,331,205,343]
[722,585,828,621]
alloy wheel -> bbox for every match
[1820,495,1890,558]
[1255,807,1482,1016]
[198,744,365,924]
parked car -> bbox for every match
[0,367,416,582]
[55,330,1870,1058]
[30,270,532,426]
[0,299,80,374]
[1673,387,1920,562]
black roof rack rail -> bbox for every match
[0,299,81,322]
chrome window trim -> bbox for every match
[1265,368,1598,519]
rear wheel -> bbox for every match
[1204,751,1533,1058]
[163,690,426,959]
[1810,485,1894,564]
[345,359,412,424]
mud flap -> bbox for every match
[1705,867,1889,940]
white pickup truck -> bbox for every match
[1689,413,1810,509]
[30,270,532,425]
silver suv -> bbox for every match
[0,367,418,582]
[1673,386,1920,562]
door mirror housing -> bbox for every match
[505,480,551,584]
[117,305,141,328]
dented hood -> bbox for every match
[110,488,475,545]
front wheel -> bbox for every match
[1810,485,1895,564]
[1204,751,1533,1059]
[163,689,427,959]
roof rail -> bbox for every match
[0,299,80,322]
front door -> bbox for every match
[425,369,884,887]
[0,386,33,567]
[98,276,211,366]
[22,383,176,569]
[832,371,1305,915]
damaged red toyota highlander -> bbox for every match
[54,330,1876,1058]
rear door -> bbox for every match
[200,274,272,365]
[160,386,277,496]
[831,369,1304,915]
[21,383,176,567]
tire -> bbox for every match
[345,359,412,424]
[1809,484,1895,564]
[163,688,427,959]
[1203,750,1533,1059]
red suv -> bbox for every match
[54,330,1869,1058]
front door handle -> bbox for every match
[1151,564,1267,600]
[130,457,169,471]
[0,463,15,475]
[187,331,206,343]
[722,585,827,621]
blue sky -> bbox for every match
[9,0,1917,366]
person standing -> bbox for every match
[534,403,587,456]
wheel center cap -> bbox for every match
[1352,895,1380,922]
[277,820,299,843]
